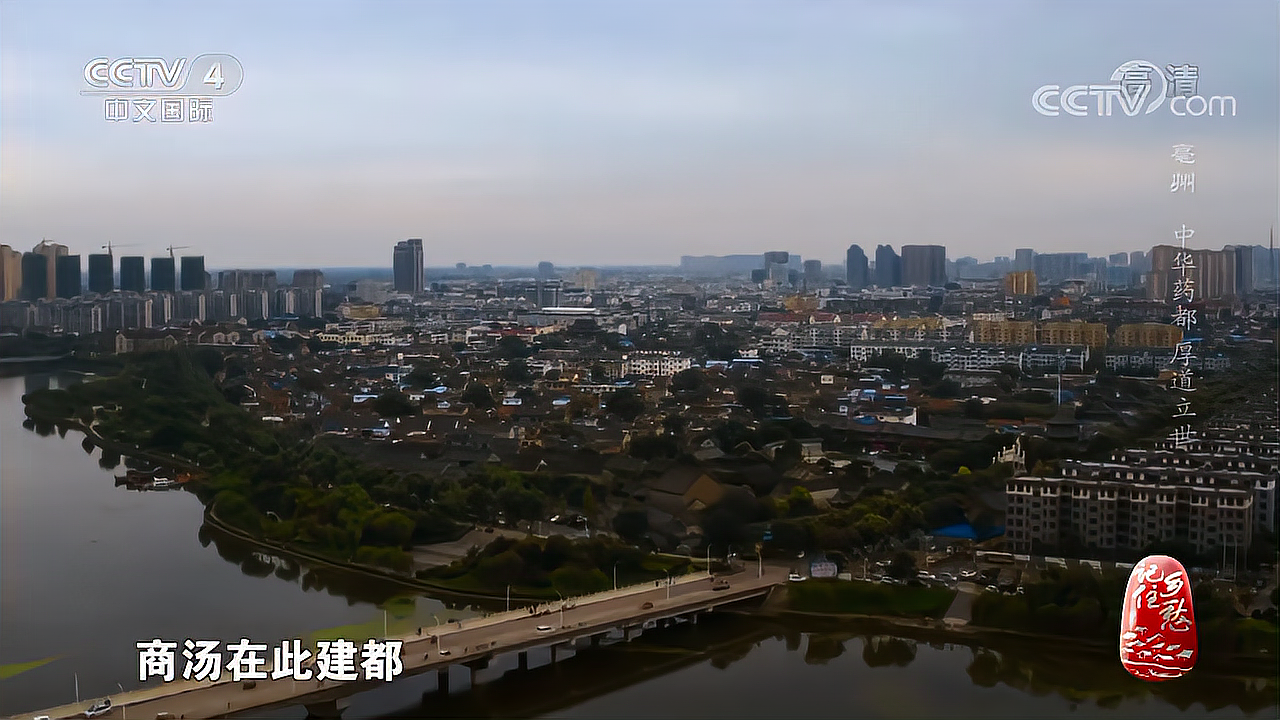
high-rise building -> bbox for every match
[845,245,869,290]
[1229,245,1255,295]
[763,251,790,286]
[0,245,22,301]
[1034,252,1088,283]
[1147,245,1239,301]
[1004,270,1037,296]
[392,238,425,294]
[1014,248,1035,272]
[179,256,206,291]
[120,256,146,293]
[873,245,901,288]
[1129,251,1150,274]
[33,241,67,300]
[901,245,946,287]
[291,269,325,290]
[537,261,556,278]
[151,257,176,292]
[802,259,822,287]
[1108,252,1130,267]
[55,255,82,299]
[20,253,48,301]
[87,253,114,294]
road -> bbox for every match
[13,566,785,720]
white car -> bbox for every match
[788,573,807,582]
[84,699,112,718]
[536,625,554,632]
[438,649,451,656]
[960,569,978,579]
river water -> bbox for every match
[1,373,1275,719]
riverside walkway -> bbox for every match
[12,567,785,720]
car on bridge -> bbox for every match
[536,625,554,632]
[84,698,112,718]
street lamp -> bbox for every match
[555,589,565,628]
[506,585,511,612]
[613,561,620,591]
[664,570,671,599]
[705,544,714,576]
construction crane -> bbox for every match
[166,245,191,260]
[101,242,140,255]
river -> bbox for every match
[1,373,1276,719]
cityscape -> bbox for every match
[2,1,1279,719]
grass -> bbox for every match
[0,655,58,681]
[786,579,956,619]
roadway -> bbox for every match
[13,566,786,720]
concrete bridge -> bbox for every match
[12,567,784,720]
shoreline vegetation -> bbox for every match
[19,350,1278,671]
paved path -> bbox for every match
[11,568,784,720]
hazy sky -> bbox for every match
[2,0,1277,268]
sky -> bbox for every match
[1,0,1277,269]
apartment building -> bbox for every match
[1006,474,1254,557]
[622,351,692,377]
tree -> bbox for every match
[735,384,769,417]
[606,388,646,422]
[496,335,531,359]
[612,508,649,543]
[888,551,917,580]
[670,368,706,396]
[373,391,417,418]
[461,382,495,409]
[502,359,533,382]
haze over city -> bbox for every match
[2,0,1277,268]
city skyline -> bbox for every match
[1,1,1277,267]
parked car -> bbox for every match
[788,573,807,582]
[84,699,112,718]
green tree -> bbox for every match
[888,550,917,580]
[373,390,417,418]
[606,388,646,422]
[461,382,495,409]
[612,508,650,543]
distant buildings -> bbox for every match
[1147,245,1244,301]
[0,245,20,301]
[900,245,946,287]
[20,252,48,302]
[33,240,67,300]
[802,259,822,287]
[180,256,206,291]
[874,245,901,288]
[55,255,82,299]
[88,253,114,294]
[151,257,177,293]
[292,269,325,290]
[120,256,146,293]
[1004,270,1037,296]
[392,238,425,294]
[1014,248,1035,272]
[845,244,869,291]
[1113,323,1182,348]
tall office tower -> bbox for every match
[55,255,82,298]
[1108,252,1130,267]
[0,244,22,301]
[874,245,902,288]
[151,257,176,292]
[901,245,947,287]
[87,253,114,294]
[845,245,869,290]
[180,256,206,291]
[119,256,146,293]
[1129,251,1150,275]
[1229,245,1255,295]
[392,238,425,294]
[20,253,48,301]
[33,240,67,300]
[802,259,823,287]
[218,269,277,293]
[291,269,325,290]
[1014,248,1035,272]
[759,251,788,285]
[537,261,556,278]
[1034,252,1088,283]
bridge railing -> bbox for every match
[415,571,712,639]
